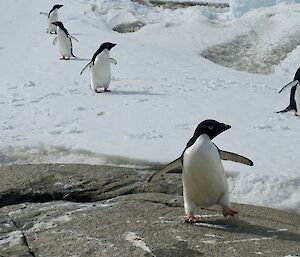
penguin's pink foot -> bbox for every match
[104,88,111,92]
[185,214,200,224]
[223,207,238,217]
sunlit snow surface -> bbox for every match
[0,0,299,213]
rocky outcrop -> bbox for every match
[0,164,299,257]
[149,1,229,9]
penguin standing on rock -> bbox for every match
[80,42,117,93]
[40,4,63,34]
[52,21,78,60]
[277,67,300,116]
[148,120,253,223]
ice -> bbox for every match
[230,0,300,18]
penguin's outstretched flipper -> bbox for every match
[69,35,79,43]
[147,157,182,182]
[80,61,92,75]
[279,80,298,93]
[148,148,253,182]
[52,37,57,45]
[219,150,253,166]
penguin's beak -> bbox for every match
[224,124,231,130]
[109,43,117,50]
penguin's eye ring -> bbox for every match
[208,126,214,130]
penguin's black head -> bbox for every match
[99,42,117,52]
[193,119,231,140]
[53,4,63,10]
[52,21,63,28]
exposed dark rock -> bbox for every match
[0,164,181,208]
[0,164,299,257]
[149,0,229,9]
[113,22,145,33]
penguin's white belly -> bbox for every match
[48,12,58,33]
[183,136,228,208]
[57,30,72,57]
[91,57,111,90]
[295,86,300,113]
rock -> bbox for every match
[149,1,229,9]
[0,164,299,257]
[113,22,145,34]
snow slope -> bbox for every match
[0,0,299,213]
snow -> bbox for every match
[230,0,300,18]
[202,4,300,74]
[0,0,300,214]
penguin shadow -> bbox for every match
[196,216,300,243]
[109,90,165,96]
[145,241,201,257]
[69,33,93,36]
[66,57,91,62]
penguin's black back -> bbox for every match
[294,67,300,81]
[91,42,116,64]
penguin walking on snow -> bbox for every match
[277,67,300,116]
[40,4,63,34]
[80,42,117,93]
[52,21,78,60]
[148,120,253,223]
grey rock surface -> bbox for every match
[0,164,299,257]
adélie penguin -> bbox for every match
[277,67,300,116]
[52,21,79,60]
[80,42,117,93]
[148,119,253,223]
[40,4,63,34]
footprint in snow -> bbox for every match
[21,81,37,87]
[254,125,290,132]
[138,99,149,103]
[10,98,24,103]
[68,129,83,134]
[97,112,105,116]
[128,130,163,140]
[44,92,63,98]
[49,130,63,135]
[11,98,25,107]
[70,89,80,94]
[13,104,25,107]
[8,86,18,90]
[175,123,193,130]
[74,107,86,111]
[1,125,14,130]
[55,119,79,128]
[30,97,44,103]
